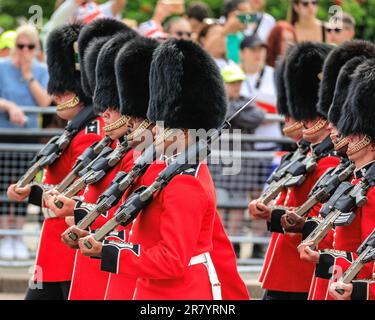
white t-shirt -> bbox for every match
[240,65,282,150]
[245,12,276,42]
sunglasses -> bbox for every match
[16,43,36,50]
[175,31,192,38]
[300,0,318,7]
[327,28,343,33]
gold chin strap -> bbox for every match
[127,119,152,141]
[103,115,130,133]
[56,95,80,111]
[303,119,328,136]
[154,128,176,147]
[347,135,372,156]
[334,136,349,152]
[283,121,303,136]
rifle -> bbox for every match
[84,98,256,249]
[55,136,112,193]
[265,140,310,186]
[54,138,130,209]
[68,140,160,241]
[302,176,371,250]
[260,137,335,205]
[292,162,356,218]
[259,155,317,205]
[335,229,375,295]
[16,130,76,188]
[15,106,96,188]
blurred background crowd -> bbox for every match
[0,0,366,262]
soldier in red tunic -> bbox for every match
[77,39,247,300]
[249,42,341,300]
[5,23,108,299]
[44,28,141,300]
[298,57,375,300]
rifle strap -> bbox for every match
[65,105,97,133]
[363,161,375,186]
[312,135,335,160]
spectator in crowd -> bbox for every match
[0,30,16,58]
[222,0,252,63]
[239,34,281,150]
[326,12,356,45]
[138,0,185,38]
[288,0,327,43]
[210,64,265,257]
[239,34,284,258]
[0,24,51,261]
[198,23,237,70]
[165,17,193,40]
[41,0,127,46]
[247,0,276,41]
[186,1,211,41]
[266,20,296,67]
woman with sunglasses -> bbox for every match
[288,0,327,43]
[0,24,51,262]
[0,24,51,130]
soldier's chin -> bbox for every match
[56,108,75,121]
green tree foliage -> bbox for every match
[0,0,374,40]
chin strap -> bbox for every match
[283,121,303,137]
[334,136,349,152]
[127,119,152,141]
[103,115,130,133]
[303,118,328,136]
[56,95,80,111]
[347,135,372,156]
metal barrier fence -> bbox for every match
[0,107,291,272]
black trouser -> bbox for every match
[263,290,308,300]
[25,281,71,300]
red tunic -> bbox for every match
[309,181,375,300]
[34,117,105,282]
[102,160,249,300]
[68,148,137,300]
[259,155,340,293]
[101,160,228,299]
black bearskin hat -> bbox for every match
[274,58,289,117]
[328,56,367,127]
[84,36,112,99]
[284,42,333,121]
[46,24,91,105]
[93,32,138,114]
[317,40,375,118]
[77,18,136,97]
[338,59,375,140]
[148,39,227,130]
[115,37,159,118]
